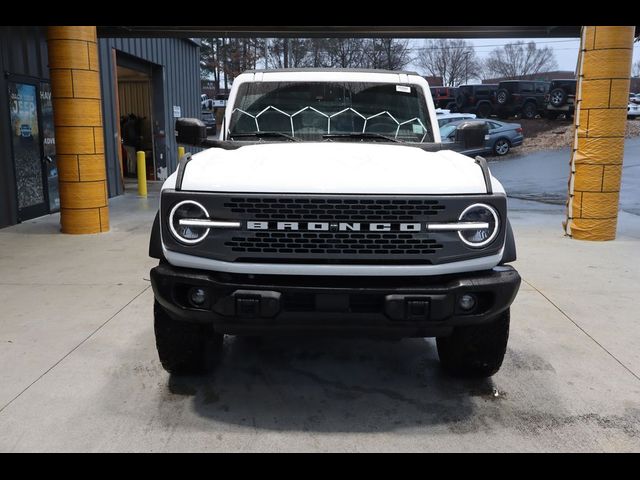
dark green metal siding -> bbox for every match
[0,27,50,228]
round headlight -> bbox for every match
[458,203,499,247]
[169,200,210,244]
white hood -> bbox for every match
[167,143,503,195]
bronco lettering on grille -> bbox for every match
[247,221,424,232]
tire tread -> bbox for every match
[154,301,222,374]
[436,309,510,378]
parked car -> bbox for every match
[455,84,497,118]
[544,79,576,120]
[441,119,523,156]
[430,86,458,111]
[629,93,640,105]
[201,110,217,134]
[628,102,640,119]
[436,111,476,128]
[493,80,550,119]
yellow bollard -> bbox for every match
[137,151,147,197]
[178,146,185,160]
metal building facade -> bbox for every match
[0,27,51,228]
[0,31,201,228]
[98,37,201,197]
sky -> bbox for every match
[408,37,640,82]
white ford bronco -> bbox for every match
[149,69,520,378]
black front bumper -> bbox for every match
[150,263,521,337]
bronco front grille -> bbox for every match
[160,192,507,265]
[223,197,446,222]
[225,231,444,256]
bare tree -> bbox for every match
[222,38,263,82]
[362,38,412,70]
[416,39,479,86]
[288,39,313,67]
[483,41,558,79]
[632,59,640,78]
[325,38,366,68]
[266,38,317,68]
[201,37,264,92]
[200,38,221,88]
[266,39,286,68]
[307,38,330,67]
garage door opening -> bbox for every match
[116,59,157,188]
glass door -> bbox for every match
[40,82,59,213]
[7,78,49,221]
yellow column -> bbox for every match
[565,26,635,241]
[47,26,109,234]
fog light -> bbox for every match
[458,294,477,311]
[188,287,208,307]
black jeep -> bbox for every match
[545,79,577,120]
[454,84,497,118]
[494,80,550,119]
[430,86,458,111]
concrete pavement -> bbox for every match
[0,162,639,451]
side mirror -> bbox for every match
[455,120,489,150]
[176,117,207,146]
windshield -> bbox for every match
[227,81,434,143]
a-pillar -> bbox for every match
[565,26,635,241]
[47,26,109,233]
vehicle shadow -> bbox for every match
[166,335,500,433]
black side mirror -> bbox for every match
[176,117,207,146]
[455,120,489,150]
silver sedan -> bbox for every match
[441,119,524,156]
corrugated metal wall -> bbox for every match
[98,38,201,197]
[0,26,50,228]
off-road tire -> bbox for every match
[436,309,510,378]
[549,88,567,107]
[455,93,467,109]
[522,102,537,119]
[496,89,509,105]
[154,300,223,374]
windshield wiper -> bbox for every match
[229,132,299,142]
[322,132,401,143]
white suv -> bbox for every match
[149,69,521,378]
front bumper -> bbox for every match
[150,263,521,337]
